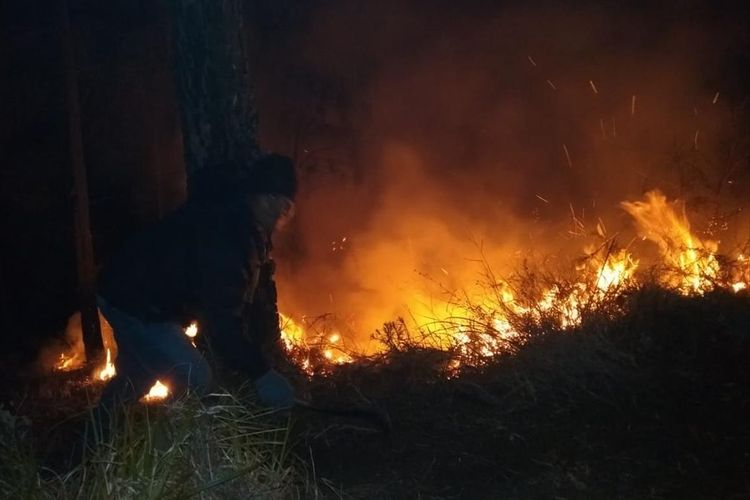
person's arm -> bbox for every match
[194,219,294,408]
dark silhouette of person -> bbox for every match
[94,154,297,424]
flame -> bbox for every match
[49,309,116,373]
[55,352,78,371]
[141,380,170,403]
[97,348,116,381]
[278,313,353,372]
[592,248,639,294]
[275,189,750,374]
[184,321,198,339]
[184,321,198,347]
[621,190,720,295]
[280,313,305,350]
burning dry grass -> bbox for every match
[0,388,302,499]
[276,189,748,376]
[295,286,750,498]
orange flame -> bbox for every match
[97,348,116,381]
[621,190,719,295]
[55,352,78,371]
[140,380,170,403]
[184,321,198,347]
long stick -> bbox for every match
[294,398,392,434]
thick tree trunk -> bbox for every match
[60,0,103,359]
[169,0,261,194]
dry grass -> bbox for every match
[292,277,750,499]
[1,386,305,499]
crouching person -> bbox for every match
[92,154,298,435]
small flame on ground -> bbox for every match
[184,321,198,347]
[97,349,116,381]
[184,322,198,338]
[141,380,170,403]
[55,353,78,371]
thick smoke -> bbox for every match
[267,0,749,341]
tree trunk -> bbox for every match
[60,0,103,359]
[169,0,261,194]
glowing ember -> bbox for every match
[732,282,747,293]
[97,348,116,381]
[141,380,170,403]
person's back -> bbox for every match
[98,199,260,326]
[92,155,298,433]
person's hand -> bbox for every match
[254,369,295,409]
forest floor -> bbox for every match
[3,287,750,499]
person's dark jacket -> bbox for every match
[97,199,279,379]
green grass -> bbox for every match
[1,387,303,499]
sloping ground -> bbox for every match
[2,287,748,498]
[294,288,750,499]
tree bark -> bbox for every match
[169,0,261,194]
[60,0,103,359]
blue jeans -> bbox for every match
[96,297,212,409]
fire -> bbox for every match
[276,188,749,375]
[278,313,353,372]
[46,190,744,380]
[730,254,749,293]
[184,321,198,338]
[97,348,116,381]
[621,190,720,295]
[591,248,639,294]
[140,380,170,403]
[55,352,78,371]
[279,313,305,350]
[184,321,198,347]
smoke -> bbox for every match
[265,0,750,340]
